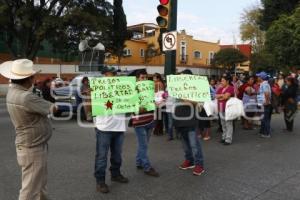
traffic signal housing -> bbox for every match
[156,0,170,52]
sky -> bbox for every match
[108,0,261,45]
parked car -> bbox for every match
[53,73,102,117]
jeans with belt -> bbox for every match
[94,129,124,184]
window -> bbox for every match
[208,51,215,64]
[123,48,132,57]
[140,49,145,57]
[194,51,202,59]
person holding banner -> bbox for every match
[216,75,235,145]
[173,69,205,176]
[94,67,129,194]
[131,70,160,177]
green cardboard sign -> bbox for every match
[167,75,211,102]
[136,80,156,111]
[89,77,139,116]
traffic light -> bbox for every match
[157,0,170,52]
[156,0,170,28]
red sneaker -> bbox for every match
[193,165,205,176]
[179,160,195,170]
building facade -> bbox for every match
[105,23,222,75]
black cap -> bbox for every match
[101,66,118,74]
[181,69,193,75]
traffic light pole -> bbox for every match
[164,0,177,76]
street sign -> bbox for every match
[163,31,177,51]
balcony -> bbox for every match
[180,55,188,64]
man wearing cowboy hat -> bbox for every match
[0,59,56,200]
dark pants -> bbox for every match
[284,102,297,131]
[94,129,124,184]
[260,105,272,136]
[163,112,173,139]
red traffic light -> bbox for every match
[159,0,170,5]
[157,5,168,16]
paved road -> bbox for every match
[1,97,300,200]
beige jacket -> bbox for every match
[6,84,53,148]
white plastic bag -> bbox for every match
[225,97,245,121]
[203,99,218,117]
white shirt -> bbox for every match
[95,114,126,132]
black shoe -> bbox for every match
[111,175,129,183]
[220,139,225,144]
[136,166,143,170]
[96,183,109,193]
[144,168,160,177]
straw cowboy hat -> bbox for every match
[0,59,40,80]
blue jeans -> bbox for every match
[94,129,124,184]
[134,122,155,171]
[177,127,204,166]
[163,112,173,139]
[261,105,272,136]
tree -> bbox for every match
[110,0,130,66]
[144,43,160,65]
[259,0,300,30]
[250,50,275,72]
[212,48,247,70]
[265,7,300,69]
[0,0,114,60]
[240,5,265,53]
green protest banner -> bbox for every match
[136,80,155,111]
[167,74,211,102]
[89,76,139,116]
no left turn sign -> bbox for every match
[163,31,177,51]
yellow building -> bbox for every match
[106,23,222,75]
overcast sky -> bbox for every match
[108,0,261,44]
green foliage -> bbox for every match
[240,5,265,53]
[250,50,275,72]
[265,7,300,69]
[0,0,114,60]
[144,43,160,65]
[110,0,130,65]
[212,48,247,69]
[259,0,300,30]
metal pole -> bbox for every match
[164,0,177,76]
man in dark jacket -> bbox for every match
[173,69,205,176]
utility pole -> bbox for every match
[164,0,177,75]
[156,0,178,76]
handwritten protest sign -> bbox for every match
[136,80,155,111]
[89,77,139,116]
[167,75,211,102]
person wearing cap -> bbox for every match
[93,66,129,194]
[256,71,272,138]
[0,59,57,200]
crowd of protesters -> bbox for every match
[1,58,300,198]
[79,69,300,193]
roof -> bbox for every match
[220,44,252,58]
[127,23,159,33]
